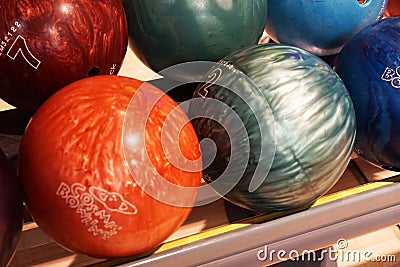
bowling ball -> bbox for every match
[0,148,24,267]
[385,0,400,17]
[335,17,400,171]
[122,0,267,72]
[0,0,128,112]
[18,75,202,258]
[265,0,387,56]
[189,44,356,211]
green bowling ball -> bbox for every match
[189,44,356,211]
[122,0,267,72]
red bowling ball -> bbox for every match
[385,0,400,16]
[0,149,24,266]
[0,0,128,112]
[18,75,202,258]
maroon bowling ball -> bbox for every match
[0,149,24,266]
[0,0,128,112]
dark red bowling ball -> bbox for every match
[0,148,24,266]
[0,0,128,112]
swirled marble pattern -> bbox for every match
[0,0,128,111]
[190,44,356,211]
[335,17,400,171]
[18,75,201,258]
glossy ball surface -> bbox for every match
[0,0,128,112]
[190,44,356,211]
[0,149,24,267]
[18,75,202,258]
[335,17,400,171]
[384,0,400,17]
[123,0,267,72]
[265,0,387,56]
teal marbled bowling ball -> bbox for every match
[189,44,356,211]
[122,0,267,72]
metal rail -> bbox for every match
[115,182,400,267]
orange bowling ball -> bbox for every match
[18,75,202,258]
[385,0,400,16]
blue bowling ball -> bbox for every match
[335,17,400,171]
[189,44,356,211]
[265,0,387,56]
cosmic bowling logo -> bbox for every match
[381,66,400,88]
[56,182,138,240]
